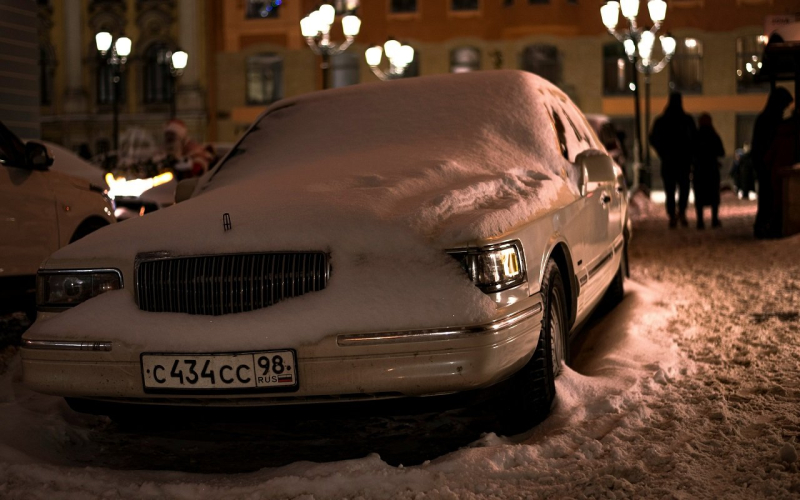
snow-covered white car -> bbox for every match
[0,122,115,317]
[21,71,628,432]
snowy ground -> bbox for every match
[1,192,798,499]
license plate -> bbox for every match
[141,350,297,392]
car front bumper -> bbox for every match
[21,296,543,407]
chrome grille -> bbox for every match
[136,253,330,315]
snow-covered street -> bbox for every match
[1,192,798,499]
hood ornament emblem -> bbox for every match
[223,213,232,231]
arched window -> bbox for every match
[96,54,126,106]
[602,42,634,96]
[246,53,283,104]
[451,46,480,73]
[521,44,561,85]
[329,52,359,88]
[143,43,174,104]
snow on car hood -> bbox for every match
[34,71,580,348]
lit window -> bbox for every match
[333,0,359,15]
[669,38,703,94]
[602,42,634,96]
[246,54,283,105]
[245,0,282,19]
[736,35,768,93]
[451,47,480,73]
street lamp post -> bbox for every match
[95,32,131,154]
[169,49,189,119]
[600,0,675,190]
[365,39,415,81]
[300,4,361,90]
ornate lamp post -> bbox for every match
[300,4,361,89]
[600,0,674,190]
[95,32,132,154]
[365,39,415,81]
[169,49,189,119]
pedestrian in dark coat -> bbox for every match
[650,92,697,228]
[693,113,725,229]
[752,87,793,238]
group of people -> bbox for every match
[649,89,795,236]
[650,93,725,229]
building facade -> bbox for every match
[1,0,40,139]
[209,0,799,173]
[37,0,208,157]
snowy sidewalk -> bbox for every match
[0,193,798,499]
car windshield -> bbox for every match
[201,71,579,196]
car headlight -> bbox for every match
[36,269,122,308]
[448,241,525,292]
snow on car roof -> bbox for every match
[204,70,584,243]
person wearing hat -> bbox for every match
[164,119,214,179]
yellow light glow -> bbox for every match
[105,171,174,199]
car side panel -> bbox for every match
[0,165,59,277]
[46,171,115,247]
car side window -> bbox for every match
[558,102,596,158]
[545,105,569,160]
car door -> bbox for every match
[547,100,617,321]
[0,125,59,277]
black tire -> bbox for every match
[70,218,108,243]
[603,240,627,308]
[492,259,569,435]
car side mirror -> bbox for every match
[575,149,615,196]
[25,141,54,170]
[175,177,199,203]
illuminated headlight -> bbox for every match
[36,270,122,308]
[448,242,525,292]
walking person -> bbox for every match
[650,92,697,228]
[693,113,725,229]
[752,87,793,238]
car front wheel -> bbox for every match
[492,259,568,435]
